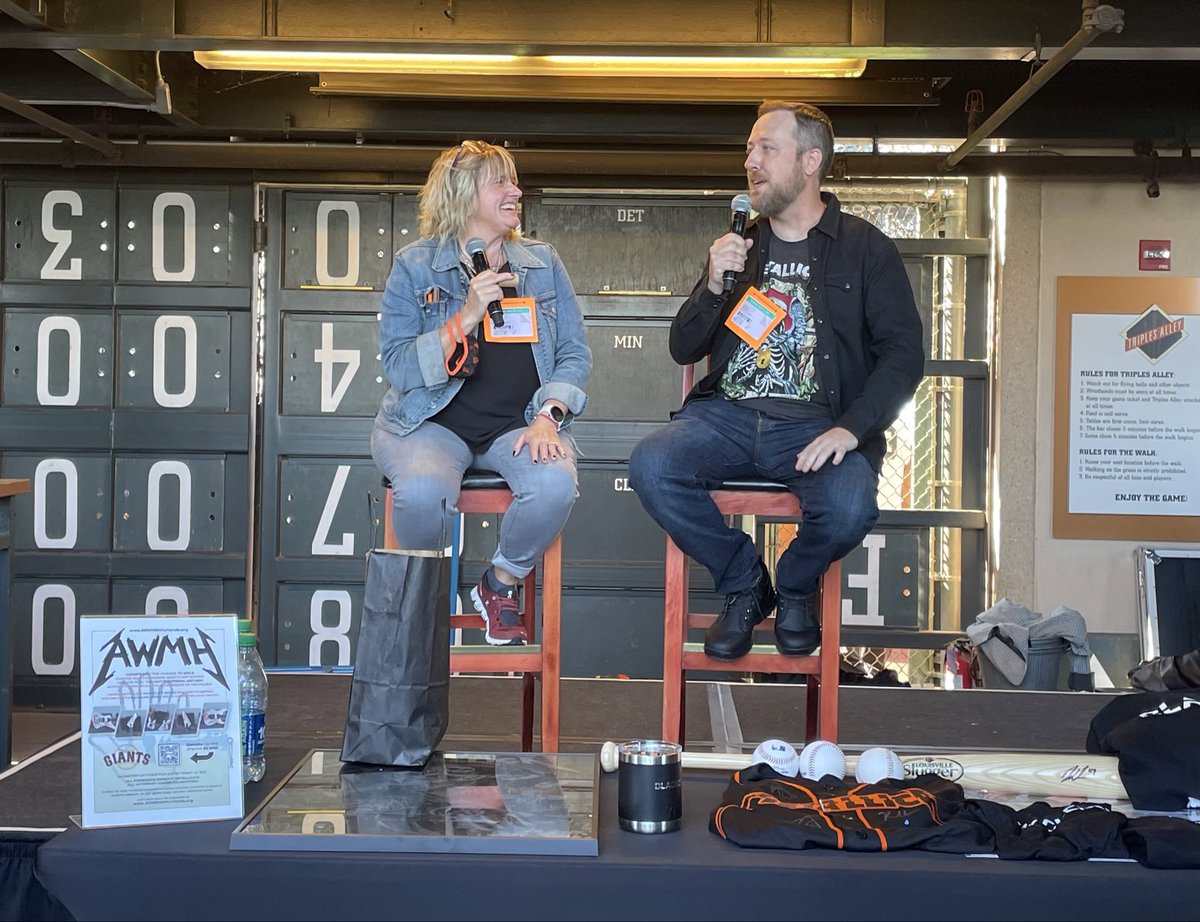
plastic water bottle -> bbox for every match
[238,629,268,783]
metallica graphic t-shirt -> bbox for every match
[718,236,830,419]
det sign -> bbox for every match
[1139,239,1171,271]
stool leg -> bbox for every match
[817,560,842,743]
[662,536,688,745]
[805,675,819,741]
[539,533,562,753]
[519,567,537,751]
[521,674,535,752]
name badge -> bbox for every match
[483,297,539,343]
[724,286,785,348]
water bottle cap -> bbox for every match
[238,632,257,648]
[237,618,253,631]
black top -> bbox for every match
[429,265,540,452]
[1086,689,1200,812]
[669,192,926,472]
[722,234,831,421]
[710,762,1200,869]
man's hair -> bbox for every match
[418,140,520,240]
[757,100,836,181]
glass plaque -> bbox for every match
[230,749,599,856]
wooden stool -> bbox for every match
[383,473,562,753]
[661,481,843,746]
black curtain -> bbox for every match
[1,835,74,922]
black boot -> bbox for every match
[774,591,819,656]
[705,561,777,660]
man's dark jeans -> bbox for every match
[629,397,879,597]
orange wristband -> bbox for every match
[445,315,467,376]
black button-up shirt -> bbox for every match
[669,192,926,472]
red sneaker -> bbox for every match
[470,575,527,646]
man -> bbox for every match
[629,100,924,660]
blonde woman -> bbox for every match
[372,140,591,645]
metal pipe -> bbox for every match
[0,91,118,157]
[942,2,1124,170]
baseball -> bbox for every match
[798,739,846,781]
[600,740,620,773]
[751,739,800,778]
[855,747,905,784]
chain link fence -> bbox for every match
[759,180,978,687]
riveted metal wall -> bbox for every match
[256,186,413,668]
[0,174,991,693]
[254,186,992,676]
[0,175,253,705]
[527,193,730,463]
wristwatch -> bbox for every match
[538,404,566,430]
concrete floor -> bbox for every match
[9,708,78,767]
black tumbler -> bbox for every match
[617,740,682,833]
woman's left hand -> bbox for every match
[513,417,566,464]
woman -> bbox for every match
[373,140,591,645]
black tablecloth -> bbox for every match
[35,772,1200,921]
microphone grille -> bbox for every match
[464,237,486,255]
[731,194,752,215]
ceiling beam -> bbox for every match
[943,1,1124,169]
[0,91,118,155]
[0,2,158,102]
[0,139,1192,184]
[1,0,1193,57]
[312,74,936,106]
[0,0,44,27]
[1,0,1189,45]
[0,34,1032,58]
[53,47,155,102]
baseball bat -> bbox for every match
[598,742,1127,800]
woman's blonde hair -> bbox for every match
[418,140,520,240]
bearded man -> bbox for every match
[629,101,925,660]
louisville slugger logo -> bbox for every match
[903,758,964,782]
[903,757,1109,788]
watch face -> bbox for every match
[548,406,565,422]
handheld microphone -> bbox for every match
[465,237,504,327]
[723,194,753,294]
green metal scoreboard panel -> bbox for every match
[257,187,416,669]
[0,177,253,705]
[1,176,990,689]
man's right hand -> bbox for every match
[706,233,755,295]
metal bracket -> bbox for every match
[1083,3,1125,35]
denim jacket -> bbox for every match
[375,234,592,436]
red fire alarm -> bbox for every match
[1139,239,1171,271]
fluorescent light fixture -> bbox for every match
[194,49,866,78]
[540,55,865,78]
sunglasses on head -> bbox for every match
[449,140,489,169]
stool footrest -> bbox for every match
[451,649,543,672]
[681,643,825,673]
